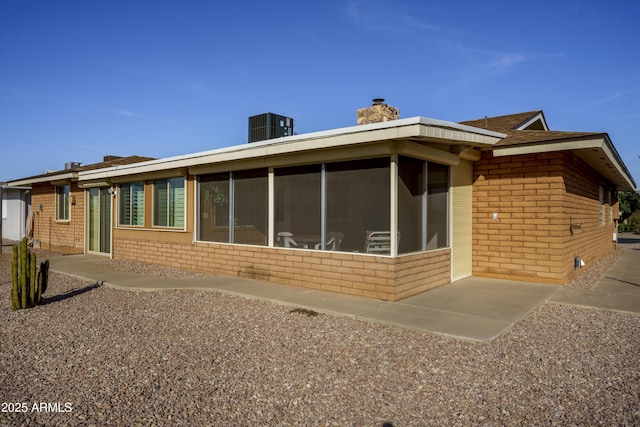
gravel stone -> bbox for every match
[1,244,638,426]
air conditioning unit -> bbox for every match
[64,162,82,170]
[248,113,294,143]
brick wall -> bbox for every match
[31,182,84,253]
[473,151,617,284]
[113,235,451,301]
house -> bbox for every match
[1,183,31,242]
[5,103,636,301]
[6,156,154,253]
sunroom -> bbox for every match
[79,117,504,300]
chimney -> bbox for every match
[356,98,399,125]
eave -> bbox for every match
[493,135,636,191]
[79,117,505,182]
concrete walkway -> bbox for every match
[45,236,640,343]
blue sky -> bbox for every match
[1,0,639,185]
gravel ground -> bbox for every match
[1,240,639,426]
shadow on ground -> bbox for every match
[40,282,102,306]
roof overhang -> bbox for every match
[6,172,78,187]
[493,135,636,191]
[0,183,31,190]
[79,117,505,182]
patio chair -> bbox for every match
[277,231,301,248]
[314,232,345,251]
[364,231,400,255]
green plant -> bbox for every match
[10,237,49,311]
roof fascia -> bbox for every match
[0,184,31,190]
[515,111,549,131]
[6,172,77,187]
[494,136,636,190]
[79,117,505,181]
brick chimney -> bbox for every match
[356,98,399,125]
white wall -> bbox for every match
[1,189,28,241]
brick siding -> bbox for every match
[31,182,84,254]
[114,235,451,301]
[473,151,617,284]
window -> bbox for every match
[599,185,605,226]
[198,169,269,245]
[199,173,229,241]
[153,177,185,228]
[274,165,322,246]
[398,157,449,254]
[234,169,268,245]
[398,156,424,253]
[607,189,613,225]
[326,158,390,252]
[56,184,70,221]
[118,182,145,226]
[427,162,449,250]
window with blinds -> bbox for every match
[118,182,145,226]
[153,177,185,228]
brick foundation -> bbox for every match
[113,235,451,301]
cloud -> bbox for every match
[345,0,442,35]
[437,40,562,90]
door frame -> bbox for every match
[85,186,113,257]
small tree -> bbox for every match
[618,190,640,223]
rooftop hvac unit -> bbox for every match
[64,162,82,170]
[248,113,294,143]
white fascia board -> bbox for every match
[515,112,549,131]
[494,136,637,190]
[492,138,606,156]
[79,117,506,182]
[601,135,637,190]
[6,172,77,186]
[0,184,31,190]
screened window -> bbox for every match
[274,165,321,247]
[118,182,145,226]
[326,158,390,252]
[427,162,449,250]
[234,169,268,245]
[397,156,449,254]
[56,184,70,221]
[198,169,268,245]
[153,177,185,228]
[199,173,229,242]
[398,156,424,253]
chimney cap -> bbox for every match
[372,98,385,105]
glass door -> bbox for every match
[88,188,111,254]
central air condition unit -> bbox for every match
[248,113,294,143]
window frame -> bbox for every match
[55,184,70,221]
[152,177,185,229]
[118,181,145,227]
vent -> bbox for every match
[248,113,294,143]
[64,162,82,170]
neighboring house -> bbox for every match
[1,183,31,241]
[5,104,636,301]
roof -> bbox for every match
[461,110,547,133]
[78,117,506,182]
[6,155,155,186]
[461,111,636,191]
